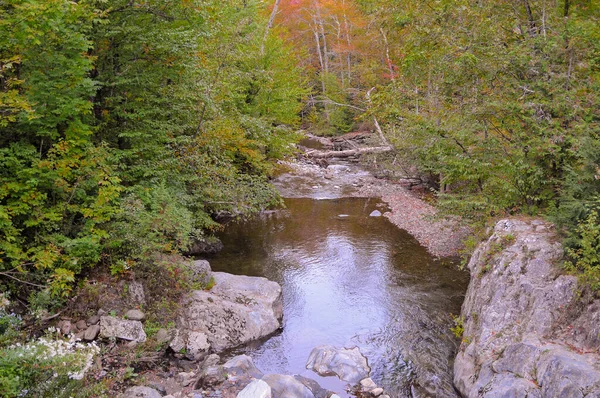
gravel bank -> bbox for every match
[274,160,470,258]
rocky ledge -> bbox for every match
[455,219,600,397]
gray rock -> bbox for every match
[369,210,382,217]
[76,320,87,330]
[120,386,162,398]
[360,377,377,391]
[306,346,371,384]
[174,272,282,352]
[186,237,224,255]
[169,329,210,360]
[146,383,167,396]
[59,320,72,335]
[202,353,221,369]
[189,260,213,287]
[155,328,172,344]
[125,309,146,321]
[176,371,196,387]
[237,379,272,398]
[371,387,384,396]
[84,324,101,341]
[128,281,146,306]
[454,219,600,398]
[293,375,331,398]
[87,314,100,325]
[261,374,314,398]
[100,316,146,342]
[198,365,226,388]
[223,355,264,379]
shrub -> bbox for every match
[566,210,600,292]
[0,329,100,397]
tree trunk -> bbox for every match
[305,146,394,158]
[261,0,281,55]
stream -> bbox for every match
[207,159,469,397]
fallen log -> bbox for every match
[304,145,393,158]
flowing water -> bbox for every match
[207,163,469,397]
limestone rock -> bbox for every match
[175,272,282,352]
[120,386,162,398]
[100,316,146,342]
[237,379,272,398]
[125,309,146,321]
[261,374,314,398]
[454,219,600,398]
[306,346,371,384]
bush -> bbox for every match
[0,329,100,397]
[566,210,600,292]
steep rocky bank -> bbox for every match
[455,219,600,397]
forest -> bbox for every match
[0,0,599,395]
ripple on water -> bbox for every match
[207,197,469,397]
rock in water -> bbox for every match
[261,374,315,398]
[306,346,371,384]
[223,355,264,379]
[454,219,600,397]
[369,210,382,217]
[237,379,272,398]
[100,316,146,342]
[174,272,283,352]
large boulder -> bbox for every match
[175,271,283,352]
[306,345,371,384]
[100,316,146,343]
[454,219,600,397]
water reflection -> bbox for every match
[207,198,468,397]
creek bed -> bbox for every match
[207,196,469,397]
